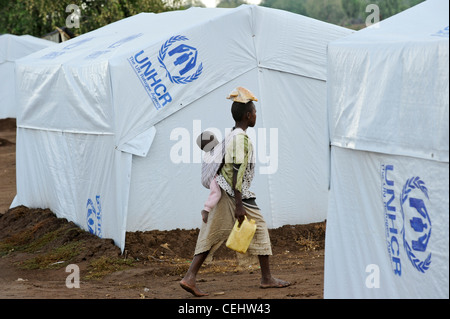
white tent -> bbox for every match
[0,34,55,119]
[325,0,449,298]
[12,5,351,251]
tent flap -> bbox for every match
[117,126,156,157]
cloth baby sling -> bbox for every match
[201,128,245,189]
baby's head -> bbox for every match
[196,131,219,152]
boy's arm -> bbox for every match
[232,134,249,194]
[231,134,249,225]
[233,164,246,226]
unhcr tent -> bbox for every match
[0,34,55,119]
[12,5,351,251]
[324,0,449,298]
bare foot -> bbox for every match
[260,277,291,289]
[201,210,209,224]
[180,279,209,297]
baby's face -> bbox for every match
[202,136,218,152]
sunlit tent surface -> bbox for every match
[12,5,351,251]
[325,0,449,298]
[0,34,55,119]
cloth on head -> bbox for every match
[226,86,258,103]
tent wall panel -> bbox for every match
[324,147,449,298]
[257,69,329,227]
[13,128,131,249]
[325,0,449,298]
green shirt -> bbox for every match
[220,132,251,193]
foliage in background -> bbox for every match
[0,0,425,37]
[217,0,247,8]
[0,0,194,37]
[259,0,425,28]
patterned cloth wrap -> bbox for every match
[201,128,241,189]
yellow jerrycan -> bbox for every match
[226,216,257,254]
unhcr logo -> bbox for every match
[431,25,449,37]
[381,164,432,277]
[86,195,102,237]
[128,50,173,110]
[128,35,202,110]
[400,176,432,273]
[158,35,203,84]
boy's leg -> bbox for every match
[180,251,210,297]
[258,255,290,288]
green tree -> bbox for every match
[0,0,426,37]
[342,0,364,24]
[182,0,206,8]
[0,0,65,37]
[258,0,425,26]
[260,0,307,15]
[217,0,248,8]
[371,0,424,20]
[304,0,346,25]
[0,0,185,37]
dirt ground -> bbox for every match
[0,118,325,301]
